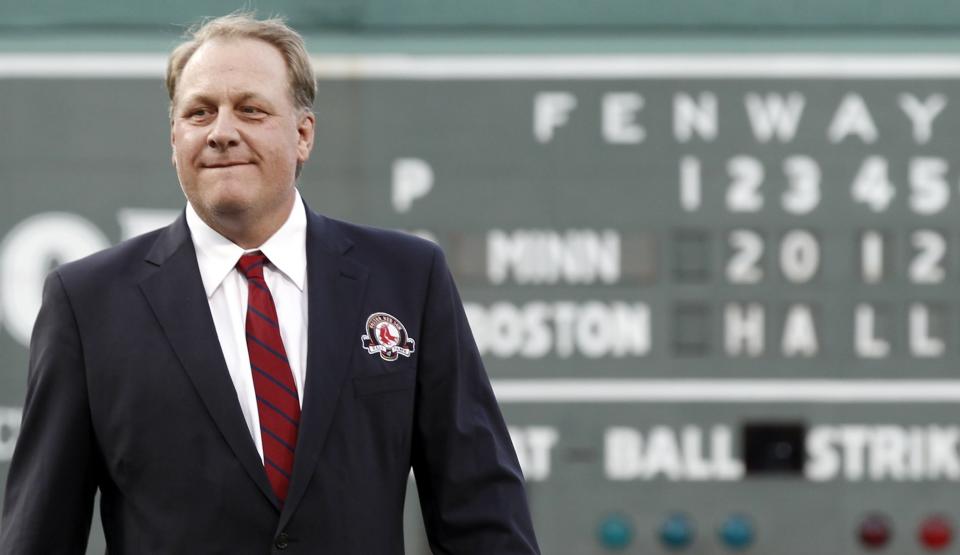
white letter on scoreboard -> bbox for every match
[744,92,805,143]
[391,158,434,213]
[909,303,944,358]
[869,426,908,481]
[855,304,890,358]
[711,426,745,480]
[641,426,683,480]
[806,426,840,481]
[0,212,110,346]
[674,92,717,142]
[724,303,764,357]
[828,93,879,144]
[841,426,870,481]
[605,427,641,480]
[782,304,818,357]
[534,92,577,143]
[927,427,960,480]
[899,93,947,145]
[509,426,558,482]
[603,93,646,144]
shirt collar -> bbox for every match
[186,191,308,298]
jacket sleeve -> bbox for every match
[411,246,540,555]
[0,271,99,553]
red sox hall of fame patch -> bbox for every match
[361,312,416,362]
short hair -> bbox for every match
[166,12,316,115]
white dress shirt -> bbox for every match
[185,191,308,462]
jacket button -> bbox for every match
[275,532,289,550]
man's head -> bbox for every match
[166,13,316,247]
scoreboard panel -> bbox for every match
[2,54,960,553]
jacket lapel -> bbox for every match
[138,214,279,510]
[279,209,368,526]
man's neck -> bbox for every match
[202,192,296,250]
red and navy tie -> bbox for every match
[236,251,300,504]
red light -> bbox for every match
[858,514,891,549]
[919,515,952,551]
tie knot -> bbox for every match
[237,251,268,280]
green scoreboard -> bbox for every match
[2,53,960,553]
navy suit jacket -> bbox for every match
[0,205,539,554]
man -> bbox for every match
[0,14,539,554]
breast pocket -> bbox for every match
[353,367,416,398]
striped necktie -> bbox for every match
[236,251,300,505]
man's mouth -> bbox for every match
[202,161,252,168]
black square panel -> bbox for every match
[742,422,806,476]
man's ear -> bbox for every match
[170,127,177,168]
[296,110,316,163]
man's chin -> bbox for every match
[208,198,255,218]
[187,182,295,233]
[186,188,253,221]
[197,183,258,215]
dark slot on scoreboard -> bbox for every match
[742,422,807,476]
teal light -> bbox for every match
[719,514,755,550]
[598,513,634,550]
[660,513,695,549]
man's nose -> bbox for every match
[207,111,241,150]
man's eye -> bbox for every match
[188,108,210,118]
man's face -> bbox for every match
[170,37,314,225]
